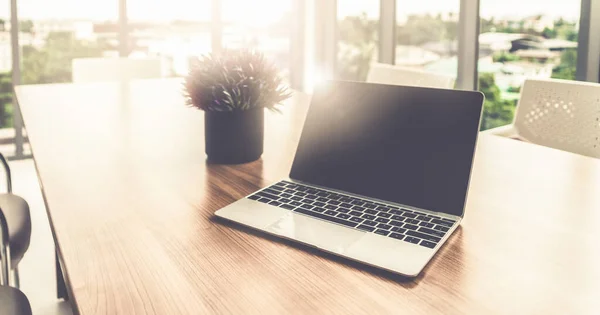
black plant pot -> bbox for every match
[205,107,264,164]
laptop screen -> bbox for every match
[289,81,483,217]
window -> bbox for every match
[128,0,212,76]
[478,0,581,130]
[395,0,459,77]
[336,1,380,81]
[222,0,292,81]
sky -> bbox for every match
[0,0,581,22]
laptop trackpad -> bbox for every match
[266,213,365,254]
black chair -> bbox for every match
[0,153,32,288]
[1,199,32,315]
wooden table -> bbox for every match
[16,79,600,315]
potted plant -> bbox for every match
[184,49,292,164]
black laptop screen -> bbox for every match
[289,81,483,217]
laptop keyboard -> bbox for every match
[247,181,456,249]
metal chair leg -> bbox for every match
[10,266,20,288]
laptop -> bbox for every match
[215,81,484,277]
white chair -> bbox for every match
[485,78,600,159]
[367,63,456,89]
[72,57,163,83]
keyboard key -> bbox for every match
[340,203,353,208]
[416,216,429,221]
[391,227,407,234]
[376,206,390,212]
[349,216,364,223]
[301,199,314,204]
[406,231,442,242]
[328,200,341,205]
[339,197,352,203]
[364,203,377,209]
[296,187,308,192]
[352,205,365,211]
[442,218,456,223]
[248,195,260,200]
[270,185,285,191]
[258,198,271,203]
[317,192,329,197]
[351,200,365,206]
[305,194,317,199]
[264,189,281,195]
[290,201,302,207]
[389,209,404,215]
[337,213,351,220]
[404,218,420,225]
[284,189,295,194]
[402,213,418,219]
[280,204,295,210]
[294,192,307,197]
[258,192,279,200]
[363,220,378,227]
[391,215,404,221]
[377,223,392,230]
[290,196,303,201]
[269,201,282,206]
[300,204,314,210]
[375,217,390,224]
[280,193,293,198]
[374,229,389,236]
[337,208,350,213]
[419,240,437,249]
[389,220,404,227]
[316,197,328,202]
[389,233,405,240]
[349,211,363,217]
[324,205,338,210]
[418,227,446,238]
[376,212,392,218]
[294,208,358,228]
[325,210,338,216]
[363,214,376,220]
[357,225,376,232]
[279,198,292,204]
[404,236,420,244]
[419,222,435,228]
[313,202,326,207]
[313,207,326,213]
[431,219,453,227]
[307,189,318,194]
[434,225,450,232]
[364,209,378,215]
[404,224,419,230]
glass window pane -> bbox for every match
[127,0,212,76]
[337,0,380,81]
[478,1,581,130]
[395,1,459,77]
[222,0,292,81]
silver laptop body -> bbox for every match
[216,81,484,277]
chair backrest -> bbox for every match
[513,78,600,158]
[367,63,455,89]
[72,58,163,83]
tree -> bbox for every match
[493,52,519,63]
[337,13,378,81]
[551,49,577,80]
[0,73,12,128]
[479,73,517,131]
[19,20,34,33]
[22,31,103,84]
[542,27,557,39]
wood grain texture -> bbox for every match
[15,79,600,315]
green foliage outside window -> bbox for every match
[551,49,577,80]
[479,73,517,131]
[337,13,378,81]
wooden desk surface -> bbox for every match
[16,79,600,315]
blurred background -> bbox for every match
[0,0,594,158]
